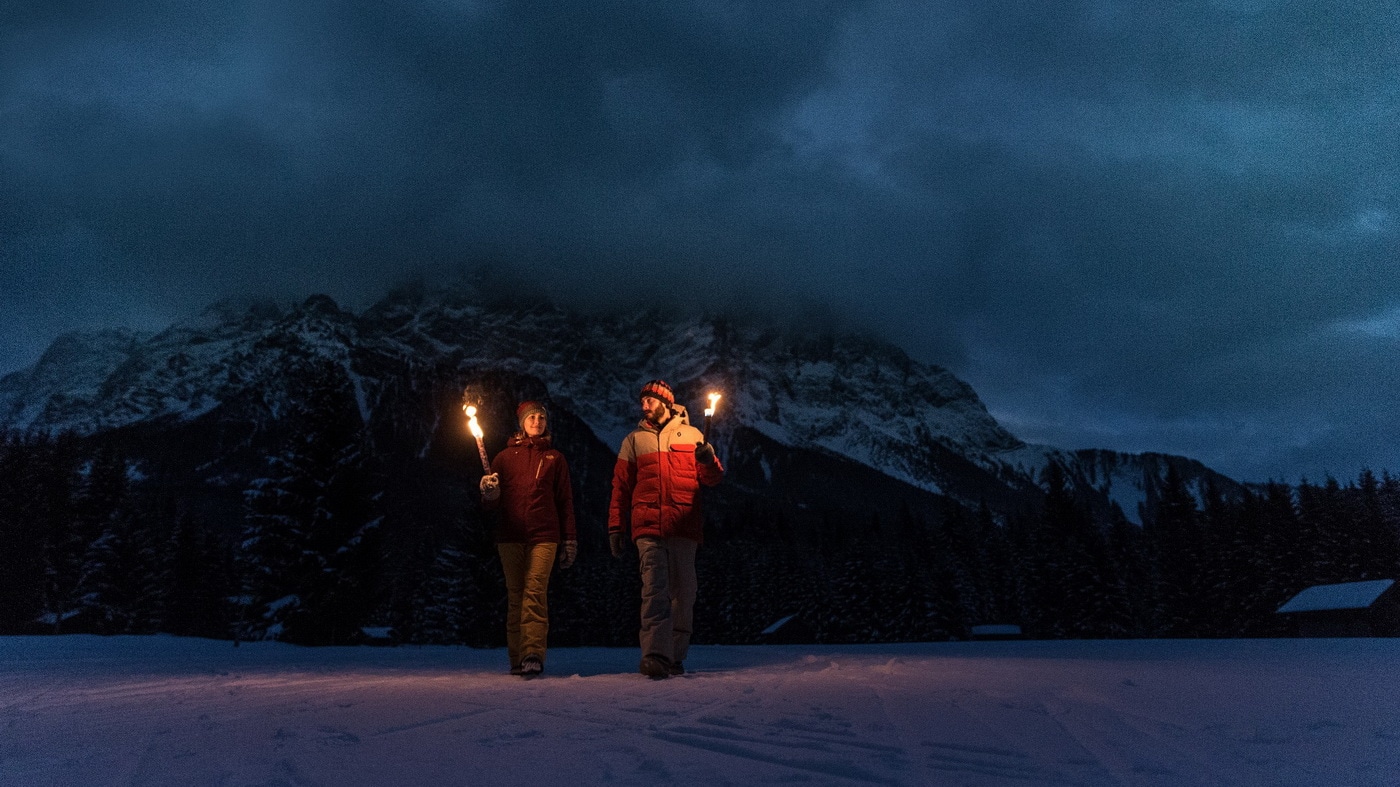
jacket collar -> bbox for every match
[508,432,552,448]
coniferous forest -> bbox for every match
[3,418,1397,647]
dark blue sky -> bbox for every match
[2,1,1397,482]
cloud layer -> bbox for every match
[3,0,1397,481]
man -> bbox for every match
[609,379,724,678]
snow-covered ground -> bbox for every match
[3,636,1399,786]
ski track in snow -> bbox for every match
[2,637,1400,786]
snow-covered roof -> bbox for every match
[1276,579,1396,614]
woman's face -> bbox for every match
[522,411,547,437]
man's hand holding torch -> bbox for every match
[695,392,720,466]
[702,392,721,437]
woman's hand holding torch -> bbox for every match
[464,404,499,499]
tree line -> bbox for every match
[3,423,1398,645]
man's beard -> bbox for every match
[645,403,669,425]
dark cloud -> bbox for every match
[2,0,1397,481]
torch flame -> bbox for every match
[704,392,721,417]
[464,404,484,438]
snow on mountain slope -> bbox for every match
[0,328,148,432]
[0,288,1232,507]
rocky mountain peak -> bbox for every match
[0,287,1240,520]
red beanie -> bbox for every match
[639,379,674,406]
[516,400,547,426]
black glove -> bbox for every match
[609,532,627,559]
[560,540,578,569]
[693,442,716,465]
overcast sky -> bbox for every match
[3,1,1397,483]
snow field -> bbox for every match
[2,636,1399,786]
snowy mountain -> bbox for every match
[1,288,1348,648]
[0,287,1238,525]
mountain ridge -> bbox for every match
[0,287,1241,524]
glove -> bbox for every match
[559,540,578,569]
[609,531,627,559]
[479,473,500,501]
[693,442,716,466]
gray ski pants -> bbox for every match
[635,536,698,663]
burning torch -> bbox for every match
[463,403,492,474]
[702,392,721,441]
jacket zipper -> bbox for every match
[655,425,665,516]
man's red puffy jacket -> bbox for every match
[608,405,723,544]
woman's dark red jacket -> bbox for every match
[483,432,576,545]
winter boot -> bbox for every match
[639,654,672,679]
[520,657,543,678]
[668,660,685,676]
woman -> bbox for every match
[479,400,577,677]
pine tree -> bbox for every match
[1376,472,1400,579]
[1026,462,1125,637]
[411,541,477,644]
[1355,470,1396,580]
[401,503,505,648]
[237,361,383,644]
[0,433,50,632]
[972,500,1021,629]
[1104,502,1150,636]
[71,447,164,633]
[1258,481,1303,620]
[166,511,233,639]
[33,433,86,633]
[1146,463,1203,636]
[1194,478,1260,636]
[1295,478,1349,586]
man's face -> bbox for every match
[522,412,547,437]
[641,396,669,425]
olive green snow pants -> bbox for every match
[497,542,558,669]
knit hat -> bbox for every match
[639,379,674,406]
[516,400,547,427]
